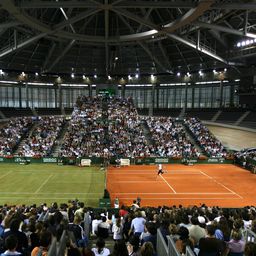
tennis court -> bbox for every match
[107,164,256,208]
[0,164,105,207]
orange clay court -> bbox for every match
[106,164,256,208]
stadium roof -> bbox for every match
[0,0,256,79]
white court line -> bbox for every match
[0,171,12,179]
[159,174,177,194]
[109,170,198,173]
[109,173,200,175]
[34,174,54,194]
[200,171,243,199]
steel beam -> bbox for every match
[0,21,21,30]
[46,40,76,71]
[167,33,228,64]
[0,33,47,58]
[208,30,228,48]
[53,9,101,31]
[195,21,256,39]
[112,8,159,31]
[18,1,99,8]
[137,8,153,32]
[42,42,56,71]
[17,0,256,10]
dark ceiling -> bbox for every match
[0,0,256,78]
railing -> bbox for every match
[157,229,198,256]
[157,229,168,256]
[157,229,182,256]
[244,228,256,243]
[48,230,67,256]
[167,236,180,256]
[186,246,196,256]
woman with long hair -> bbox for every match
[91,238,110,256]
[109,240,128,256]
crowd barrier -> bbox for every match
[244,228,256,243]
[157,229,196,256]
[0,156,234,165]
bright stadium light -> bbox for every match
[177,72,180,77]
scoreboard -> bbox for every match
[97,88,116,96]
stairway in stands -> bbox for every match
[51,120,70,157]
[141,119,155,146]
[180,122,203,155]
[14,121,39,155]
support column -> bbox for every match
[122,84,125,99]
[192,86,195,108]
[149,84,155,116]
[184,82,188,110]
[25,83,29,108]
[230,84,234,107]
[89,84,92,98]
[19,84,22,108]
[58,84,62,109]
[219,80,223,108]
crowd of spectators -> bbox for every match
[235,148,256,172]
[0,97,237,160]
[145,116,200,158]
[59,96,106,158]
[107,97,151,158]
[18,116,65,157]
[0,201,256,256]
[0,117,32,156]
[184,117,228,158]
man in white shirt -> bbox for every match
[129,211,146,237]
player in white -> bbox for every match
[157,164,164,175]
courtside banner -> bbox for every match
[155,158,169,164]
[81,159,91,166]
[43,158,57,163]
[120,159,130,166]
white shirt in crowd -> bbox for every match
[91,247,110,256]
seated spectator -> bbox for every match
[0,235,21,255]
[68,216,88,248]
[141,222,157,251]
[175,226,194,255]
[109,240,129,256]
[31,230,52,256]
[188,216,206,246]
[140,241,156,256]
[126,235,141,256]
[3,218,28,254]
[227,230,245,254]
[198,225,226,256]
[244,242,256,256]
[92,238,110,256]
